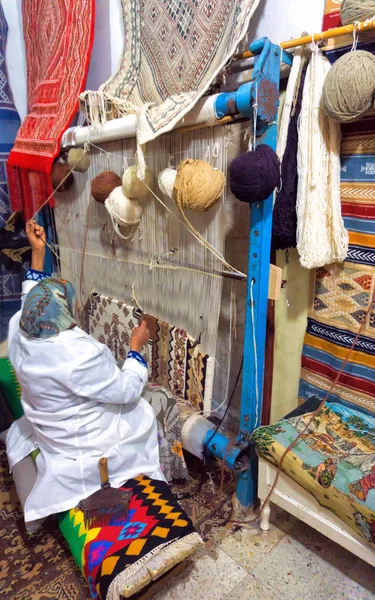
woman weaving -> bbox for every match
[6,221,164,526]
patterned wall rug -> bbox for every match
[81,0,262,144]
[299,115,375,416]
[7,0,95,220]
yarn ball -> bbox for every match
[229,144,280,205]
[173,159,226,212]
[91,171,122,203]
[122,165,153,198]
[105,187,143,229]
[51,163,74,192]
[158,168,177,198]
[340,0,375,26]
[322,50,375,123]
[67,148,91,172]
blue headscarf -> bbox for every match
[20,278,77,339]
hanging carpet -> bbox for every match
[80,0,262,145]
[7,0,95,221]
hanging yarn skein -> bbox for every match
[67,148,91,172]
[229,145,280,205]
[340,0,375,26]
[272,56,309,250]
[104,186,143,240]
[91,171,122,203]
[173,159,225,212]
[297,47,348,270]
[322,50,375,123]
[122,165,153,198]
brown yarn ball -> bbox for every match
[51,163,74,192]
[91,171,122,203]
[173,159,226,212]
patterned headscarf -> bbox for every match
[20,278,77,339]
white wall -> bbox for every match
[3,0,326,121]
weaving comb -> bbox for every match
[77,457,132,528]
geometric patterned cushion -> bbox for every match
[58,475,202,599]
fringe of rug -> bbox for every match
[106,532,203,600]
[79,90,138,125]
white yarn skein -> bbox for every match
[104,186,143,240]
[158,168,177,198]
[122,165,153,198]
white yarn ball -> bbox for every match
[122,165,153,198]
[105,186,143,228]
[158,168,177,198]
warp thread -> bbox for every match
[91,171,122,203]
[174,159,226,212]
[322,50,375,123]
[340,0,375,25]
[272,59,309,250]
[229,145,280,205]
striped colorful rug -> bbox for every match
[298,115,375,416]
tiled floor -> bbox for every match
[153,505,375,600]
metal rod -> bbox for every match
[234,19,375,60]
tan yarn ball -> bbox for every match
[173,159,226,212]
[91,171,122,203]
[322,50,375,123]
[67,148,91,172]
[122,165,153,198]
[340,0,375,26]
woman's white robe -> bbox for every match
[6,280,164,523]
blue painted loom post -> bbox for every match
[235,41,287,509]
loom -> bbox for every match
[59,37,292,510]
[60,17,375,507]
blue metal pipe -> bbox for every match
[203,429,248,472]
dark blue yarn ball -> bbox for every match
[229,144,280,205]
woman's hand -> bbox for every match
[130,320,150,353]
[26,220,46,271]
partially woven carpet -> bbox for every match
[81,0,262,144]
[7,0,95,221]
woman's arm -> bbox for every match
[8,222,50,345]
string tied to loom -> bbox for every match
[229,144,280,205]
